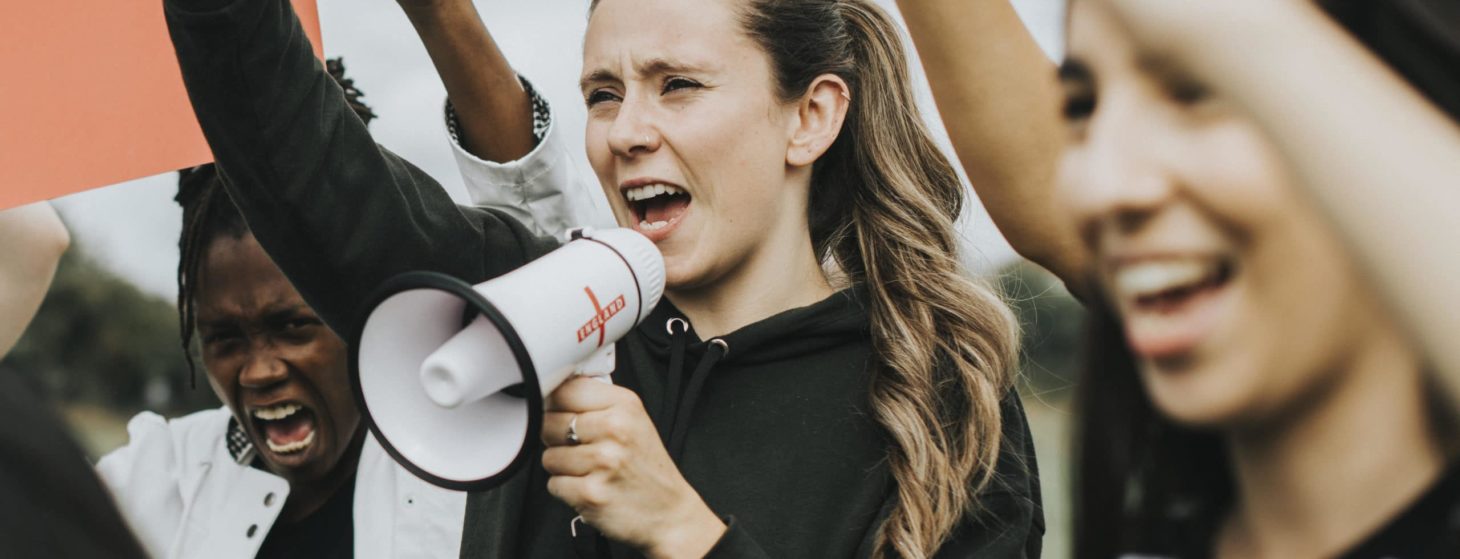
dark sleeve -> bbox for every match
[934,393,1046,558]
[702,517,772,559]
[163,0,557,336]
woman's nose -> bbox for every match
[606,96,662,158]
[1060,99,1176,239]
[238,347,288,389]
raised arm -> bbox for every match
[163,0,556,337]
[400,0,609,237]
[0,202,69,357]
[398,0,534,163]
[896,0,1083,289]
[1095,0,1460,398]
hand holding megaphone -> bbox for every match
[538,376,728,557]
[351,227,664,491]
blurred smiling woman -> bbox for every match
[161,0,1046,556]
[900,0,1460,557]
[1060,2,1460,557]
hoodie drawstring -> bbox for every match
[660,318,690,448]
[668,337,726,460]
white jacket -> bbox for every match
[96,93,604,558]
[96,408,464,559]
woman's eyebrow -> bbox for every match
[580,69,620,92]
[581,58,709,91]
[635,58,705,79]
[1057,58,1092,84]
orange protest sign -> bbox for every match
[0,1,323,210]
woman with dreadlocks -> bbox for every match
[94,57,594,558]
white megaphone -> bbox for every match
[350,227,664,491]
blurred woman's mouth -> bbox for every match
[1108,255,1237,360]
[249,401,320,460]
[622,180,692,242]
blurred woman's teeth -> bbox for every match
[265,430,315,454]
[640,220,670,231]
[252,403,301,420]
[1113,259,1219,300]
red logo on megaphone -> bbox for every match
[577,286,627,347]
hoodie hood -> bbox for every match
[634,287,873,367]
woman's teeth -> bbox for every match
[266,430,315,454]
[1112,258,1223,303]
[624,183,685,201]
[252,402,316,455]
[252,402,302,421]
[640,220,671,231]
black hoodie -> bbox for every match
[163,0,1043,556]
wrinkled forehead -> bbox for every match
[194,235,305,319]
[581,0,752,82]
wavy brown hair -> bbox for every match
[742,1,1020,556]
[584,0,1022,553]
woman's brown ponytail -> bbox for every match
[741,1,1021,556]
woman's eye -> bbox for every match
[283,318,316,331]
[1062,92,1096,121]
[662,77,701,94]
[1164,79,1211,106]
[586,90,621,107]
[202,331,240,346]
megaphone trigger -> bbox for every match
[573,344,617,382]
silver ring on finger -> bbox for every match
[567,414,581,445]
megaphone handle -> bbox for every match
[573,344,618,381]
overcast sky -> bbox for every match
[52,0,1065,301]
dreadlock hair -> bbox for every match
[175,57,376,387]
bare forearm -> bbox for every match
[1171,3,1460,396]
[0,203,69,357]
[401,1,534,162]
[897,0,1083,286]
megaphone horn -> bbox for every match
[350,227,665,491]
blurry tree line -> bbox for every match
[997,259,1087,402]
[1,243,218,416]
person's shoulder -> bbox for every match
[128,407,231,443]
[99,407,232,472]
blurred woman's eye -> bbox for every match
[1062,91,1096,122]
[662,77,701,94]
[586,89,621,107]
[1057,60,1097,123]
[1164,78,1212,106]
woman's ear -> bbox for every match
[787,74,851,167]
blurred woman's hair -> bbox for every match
[174,58,376,386]
[1073,2,1460,556]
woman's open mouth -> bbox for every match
[1109,256,1237,360]
[250,402,318,456]
[623,183,692,240]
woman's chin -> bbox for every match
[1139,351,1271,429]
